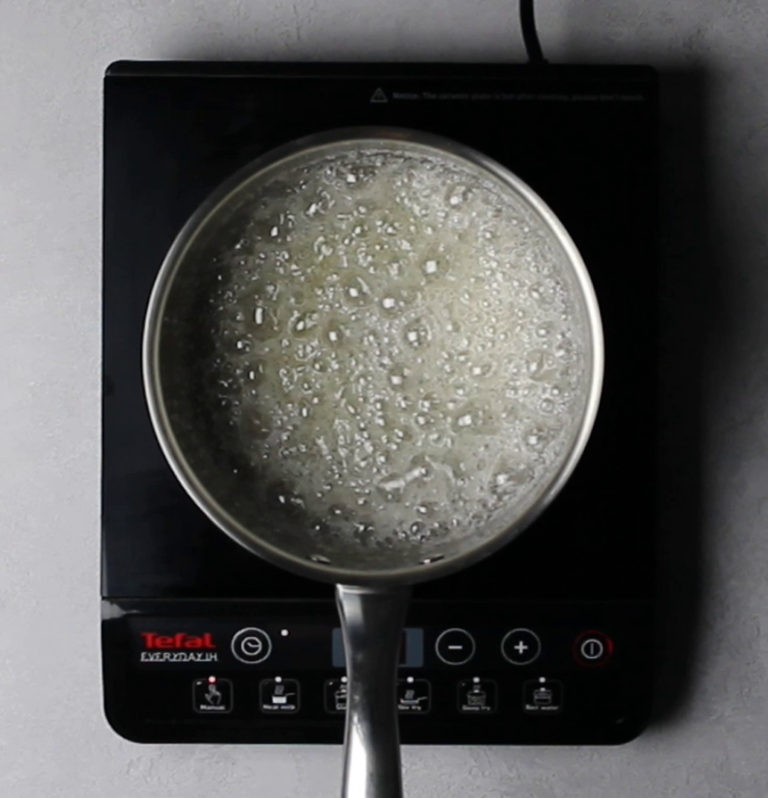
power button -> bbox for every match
[231,627,272,664]
[573,631,613,667]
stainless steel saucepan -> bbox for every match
[143,128,603,798]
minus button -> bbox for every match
[435,628,476,665]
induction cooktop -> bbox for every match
[101,60,658,744]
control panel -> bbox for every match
[102,598,652,744]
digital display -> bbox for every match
[331,628,424,669]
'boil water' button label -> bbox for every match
[522,677,563,714]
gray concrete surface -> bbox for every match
[1,1,766,795]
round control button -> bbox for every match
[573,631,613,666]
[231,627,272,664]
[581,638,604,660]
[501,628,541,665]
[435,628,476,665]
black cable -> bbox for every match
[519,0,547,64]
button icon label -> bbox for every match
[231,627,272,664]
[522,677,563,714]
[458,678,498,714]
[259,677,300,713]
[397,678,431,713]
[193,676,233,714]
[501,628,541,665]
[324,677,348,714]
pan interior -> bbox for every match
[152,136,599,577]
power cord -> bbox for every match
[519,0,548,64]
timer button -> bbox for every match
[573,631,614,666]
[231,627,272,664]
[435,628,476,665]
[501,628,541,665]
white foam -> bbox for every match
[205,145,592,548]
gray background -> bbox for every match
[1,1,766,795]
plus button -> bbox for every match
[501,628,541,665]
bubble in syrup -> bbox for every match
[539,398,555,414]
[376,474,406,502]
[403,319,430,348]
[388,366,405,388]
[524,427,548,452]
[202,143,592,557]
[447,185,470,207]
[292,311,318,335]
[313,236,334,258]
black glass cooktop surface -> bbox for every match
[102,61,657,744]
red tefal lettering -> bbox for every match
[141,632,217,649]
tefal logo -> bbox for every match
[140,632,216,650]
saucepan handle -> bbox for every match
[335,584,412,798]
